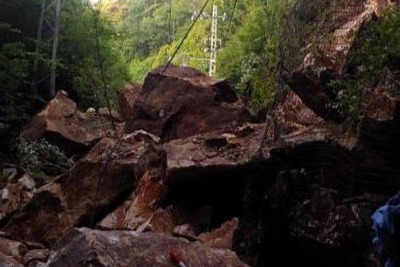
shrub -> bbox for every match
[16,138,74,182]
[328,8,400,130]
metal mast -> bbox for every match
[31,0,62,97]
[209,5,218,77]
[191,4,226,77]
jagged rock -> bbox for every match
[98,169,166,231]
[125,65,252,141]
[21,91,123,155]
[98,107,124,123]
[23,249,49,266]
[117,84,141,121]
[0,174,36,221]
[283,0,377,119]
[0,252,24,267]
[45,228,249,267]
[198,217,239,249]
[2,138,162,245]
[173,224,197,240]
[357,100,400,194]
[0,237,28,260]
[165,123,266,185]
[291,191,385,248]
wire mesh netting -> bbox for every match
[273,0,400,196]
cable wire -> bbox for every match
[227,0,238,32]
[89,0,211,227]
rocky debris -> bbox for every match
[125,65,253,141]
[21,91,123,156]
[0,174,36,221]
[173,224,197,240]
[165,123,265,185]
[291,190,384,249]
[198,217,239,249]
[283,0,378,119]
[0,253,24,267]
[0,236,48,266]
[23,249,49,266]
[45,228,249,267]
[0,236,28,260]
[98,168,166,231]
[2,54,400,267]
[117,84,141,121]
[98,107,124,123]
[2,137,162,245]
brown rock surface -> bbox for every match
[125,65,252,141]
[198,217,239,249]
[21,91,123,155]
[2,138,161,245]
[165,123,266,185]
[0,174,36,221]
[117,84,141,121]
[0,252,24,267]
[283,0,376,119]
[23,249,49,266]
[45,228,249,267]
[0,236,27,260]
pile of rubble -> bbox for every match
[1,1,400,265]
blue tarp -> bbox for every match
[371,192,400,267]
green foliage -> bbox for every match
[59,0,129,108]
[0,42,29,92]
[0,41,41,159]
[350,9,400,73]
[218,0,293,112]
[106,0,293,113]
[16,138,74,182]
[0,0,130,159]
[328,78,363,129]
[328,8,400,130]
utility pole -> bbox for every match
[50,0,62,97]
[192,4,226,77]
[31,0,46,94]
[31,0,62,97]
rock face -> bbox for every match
[165,123,266,184]
[21,91,123,155]
[3,48,400,267]
[198,217,239,249]
[0,174,36,221]
[2,138,161,245]
[117,84,141,121]
[45,228,249,267]
[125,65,253,141]
[282,0,379,119]
[0,236,48,266]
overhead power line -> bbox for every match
[90,0,212,227]
[228,0,238,32]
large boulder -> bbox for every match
[165,123,266,185]
[125,65,253,141]
[21,91,123,155]
[0,236,48,266]
[117,84,141,121]
[0,174,36,221]
[2,137,163,245]
[45,228,249,267]
[98,123,265,233]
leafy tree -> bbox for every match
[0,0,130,159]
[328,7,400,130]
